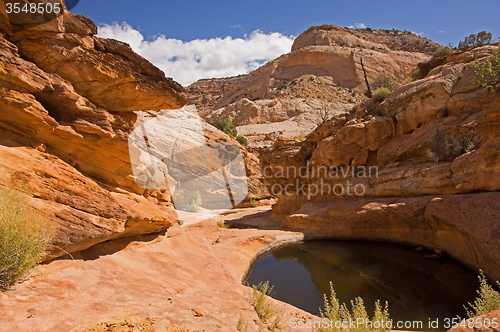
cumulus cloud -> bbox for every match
[412,31,425,36]
[97,22,295,86]
[349,23,367,29]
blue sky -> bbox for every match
[71,0,500,85]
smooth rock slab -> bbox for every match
[0,219,313,332]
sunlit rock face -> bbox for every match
[186,24,433,148]
[0,4,268,258]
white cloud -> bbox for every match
[231,24,242,29]
[412,31,425,36]
[97,22,295,86]
[349,23,367,29]
[438,31,445,33]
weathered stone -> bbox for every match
[283,192,500,281]
[0,219,309,332]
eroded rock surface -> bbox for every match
[0,5,268,259]
[261,45,500,214]
[283,192,500,282]
[0,219,311,332]
[186,25,433,147]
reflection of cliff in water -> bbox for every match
[246,241,479,327]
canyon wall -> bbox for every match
[186,25,434,147]
[0,5,268,259]
[260,45,500,280]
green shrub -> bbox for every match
[249,281,285,330]
[458,31,493,51]
[465,270,500,318]
[372,75,399,92]
[404,69,421,83]
[215,219,228,228]
[236,135,248,146]
[237,314,248,332]
[251,281,274,322]
[295,135,305,142]
[0,187,54,290]
[249,199,258,207]
[214,118,237,137]
[472,47,500,91]
[373,87,391,102]
[185,190,202,212]
[320,282,391,332]
[432,47,454,58]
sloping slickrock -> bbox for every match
[0,220,310,332]
[0,145,177,258]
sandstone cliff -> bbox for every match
[0,4,267,259]
[186,25,435,148]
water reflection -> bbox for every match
[246,241,479,330]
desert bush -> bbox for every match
[464,270,500,318]
[214,118,237,137]
[237,314,248,332]
[318,101,333,125]
[373,88,391,102]
[0,187,54,290]
[372,75,399,92]
[249,199,258,207]
[404,69,421,83]
[215,219,228,228]
[472,47,500,91]
[295,135,305,142]
[458,31,493,51]
[320,282,391,332]
[432,47,454,58]
[426,130,469,162]
[236,135,248,146]
[185,190,202,212]
[249,281,285,331]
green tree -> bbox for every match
[472,46,500,91]
[458,31,493,51]
[432,47,454,58]
[404,69,421,84]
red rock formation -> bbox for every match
[0,5,267,259]
[186,25,432,147]
[260,45,500,281]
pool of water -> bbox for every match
[245,241,480,331]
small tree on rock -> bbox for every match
[458,31,493,51]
